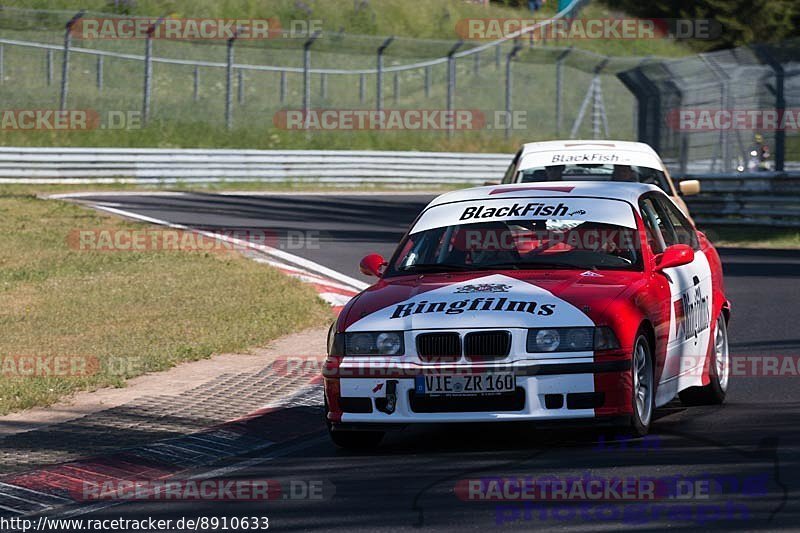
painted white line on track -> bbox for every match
[319,292,354,307]
[82,203,369,293]
[0,483,71,502]
[216,191,440,196]
[45,191,188,199]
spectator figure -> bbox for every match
[544,164,565,180]
[611,165,637,182]
[528,0,543,13]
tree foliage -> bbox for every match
[599,0,799,49]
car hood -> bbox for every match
[341,270,639,331]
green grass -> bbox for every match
[1,0,544,40]
[705,225,800,249]
[0,192,332,415]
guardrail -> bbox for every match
[1,147,798,227]
[0,147,512,184]
[682,171,800,227]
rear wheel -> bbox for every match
[629,333,654,436]
[679,313,729,405]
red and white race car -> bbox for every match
[324,182,730,449]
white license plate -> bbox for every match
[415,373,516,396]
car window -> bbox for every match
[655,196,700,250]
[639,197,669,254]
[386,197,643,276]
[500,149,522,184]
[517,164,672,194]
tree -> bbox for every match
[599,0,799,49]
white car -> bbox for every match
[493,140,700,219]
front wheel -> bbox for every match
[629,333,655,436]
[679,312,729,406]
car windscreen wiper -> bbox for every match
[399,263,478,273]
[477,261,589,271]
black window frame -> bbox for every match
[652,194,700,251]
[500,149,523,184]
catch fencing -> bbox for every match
[619,39,800,173]
[0,1,645,142]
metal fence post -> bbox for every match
[505,41,523,139]
[225,29,239,129]
[280,71,287,104]
[96,56,103,92]
[555,48,572,137]
[393,72,399,104]
[193,66,199,101]
[446,41,464,138]
[60,11,84,111]
[321,73,328,99]
[495,45,501,68]
[754,46,786,172]
[0,45,4,85]
[303,32,320,116]
[700,55,732,172]
[376,36,394,112]
[773,63,786,172]
[359,73,366,103]
[473,51,480,76]
[143,37,153,122]
[143,17,164,125]
[424,66,431,98]
[237,69,245,104]
[46,49,53,86]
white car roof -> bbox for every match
[428,181,664,209]
[412,182,662,234]
[516,139,665,171]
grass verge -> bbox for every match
[0,192,332,415]
[705,225,800,250]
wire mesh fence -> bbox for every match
[619,39,800,173]
[0,3,640,143]
[1,6,797,174]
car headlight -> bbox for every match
[345,332,404,356]
[526,327,619,353]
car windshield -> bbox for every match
[516,164,670,194]
[386,198,642,276]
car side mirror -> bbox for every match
[359,253,387,277]
[654,244,695,272]
[679,179,701,196]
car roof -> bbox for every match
[518,139,659,155]
[515,139,665,171]
[428,181,664,209]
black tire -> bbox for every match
[679,313,729,406]
[628,333,655,437]
[329,429,384,450]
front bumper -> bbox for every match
[324,357,632,425]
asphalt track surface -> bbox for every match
[58,193,799,531]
